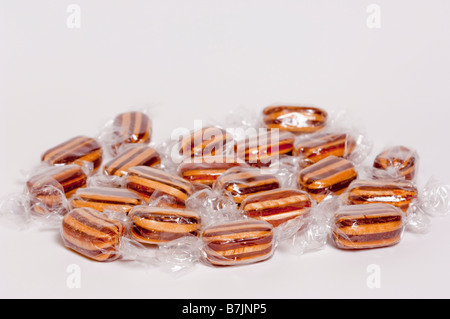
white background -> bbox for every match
[1,0,450,299]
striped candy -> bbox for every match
[70,186,142,214]
[41,135,103,173]
[293,132,356,167]
[241,188,312,227]
[61,207,125,261]
[26,164,87,216]
[178,155,248,187]
[103,145,161,177]
[129,206,201,244]
[127,166,194,205]
[236,130,295,167]
[373,145,418,180]
[201,219,275,266]
[179,126,234,159]
[332,204,405,250]
[110,111,152,155]
[214,167,281,205]
[262,105,328,133]
[298,155,358,202]
[342,179,418,213]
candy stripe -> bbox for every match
[127,166,193,202]
[71,187,141,213]
[104,146,160,176]
[129,207,201,244]
[343,179,418,212]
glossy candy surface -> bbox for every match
[262,105,328,133]
[201,219,275,266]
[41,136,103,173]
[332,204,405,250]
[298,155,357,202]
[129,206,201,244]
[62,207,125,261]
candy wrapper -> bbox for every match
[97,109,153,157]
[0,163,92,229]
[371,145,419,181]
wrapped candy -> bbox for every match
[41,135,103,174]
[70,186,142,215]
[213,166,282,205]
[297,155,358,203]
[103,144,161,177]
[261,105,328,134]
[331,203,405,250]
[235,130,295,168]
[372,145,418,181]
[128,206,202,244]
[61,207,125,261]
[102,111,153,156]
[178,126,235,159]
[200,219,275,266]
[240,188,312,228]
[342,179,418,213]
[126,166,194,206]
[177,155,248,187]
[26,164,87,216]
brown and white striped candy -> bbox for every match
[178,155,248,187]
[103,145,161,177]
[263,105,328,133]
[26,164,88,216]
[214,167,281,205]
[70,186,142,214]
[61,207,125,261]
[241,188,312,227]
[129,206,201,244]
[110,111,152,155]
[236,130,295,167]
[127,166,194,205]
[201,219,275,266]
[332,203,405,250]
[179,126,234,159]
[373,146,418,181]
[298,155,358,203]
[293,132,356,167]
[342,179,418,213]
[41,135,103,174]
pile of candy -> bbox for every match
[2,105,449,270]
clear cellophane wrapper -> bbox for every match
[96,107,154,158]
[0,162,94,230]
[405,177,450,233]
